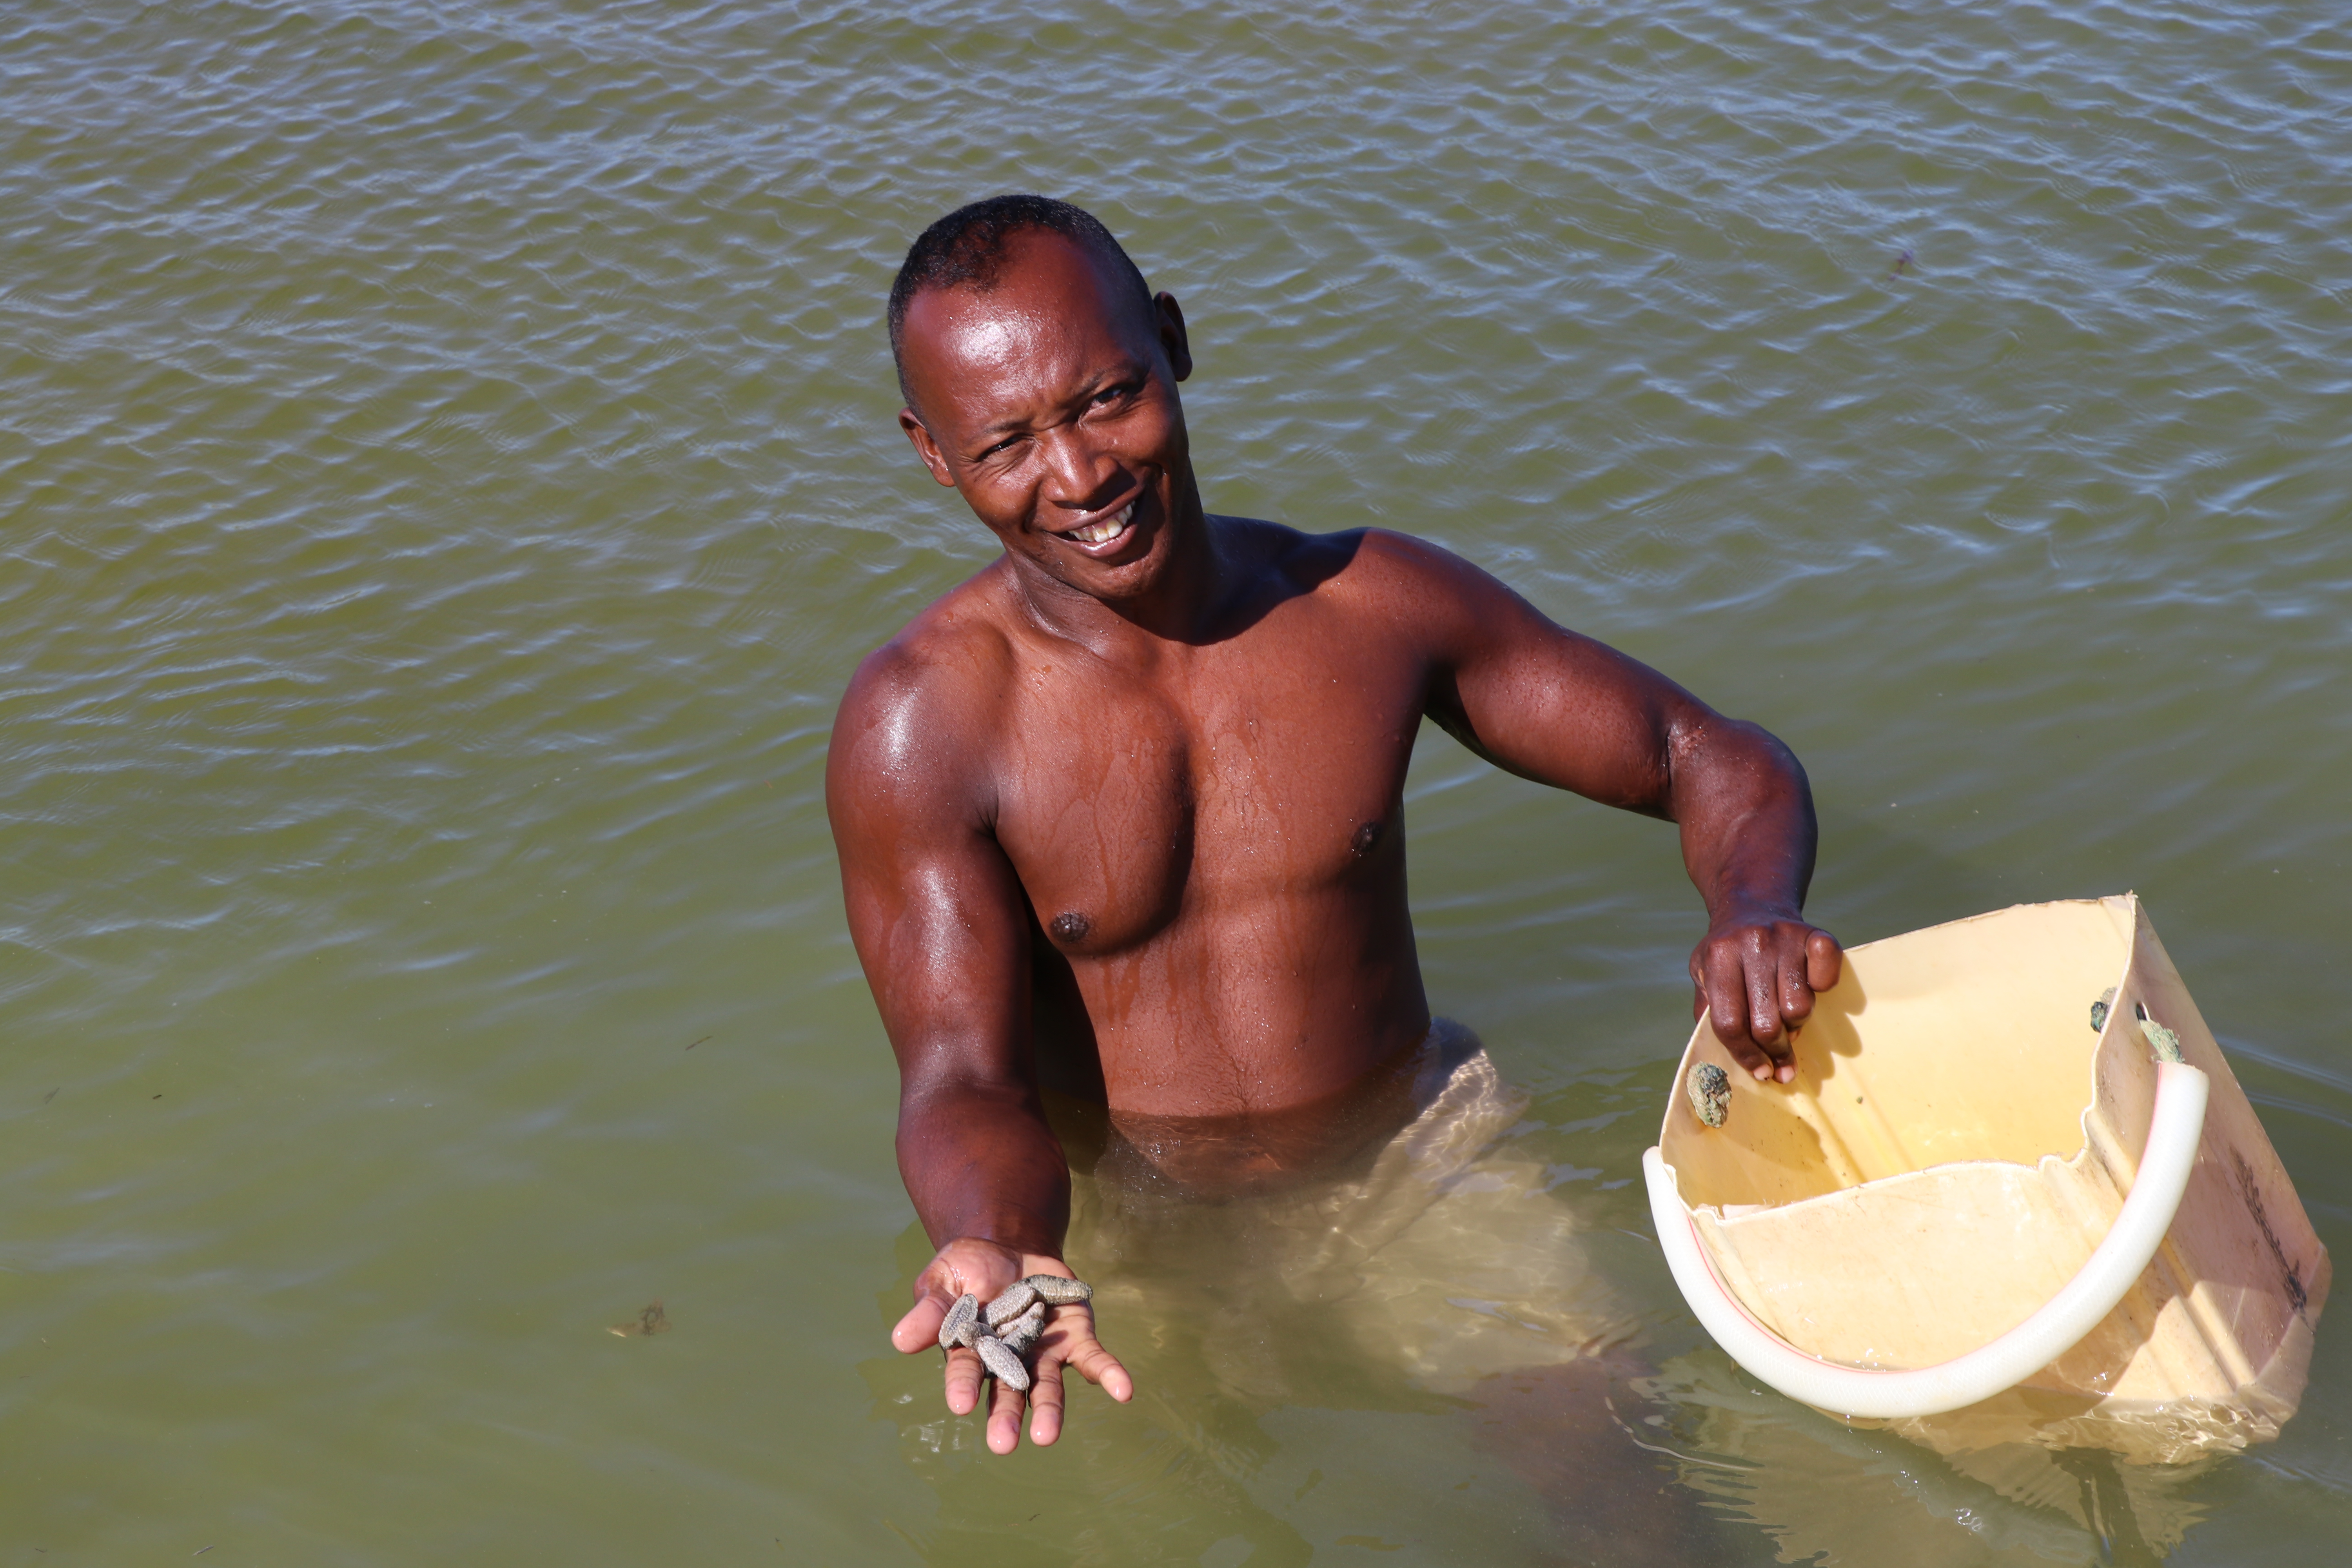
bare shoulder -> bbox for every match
[837,570,1016,723]
[1348,527,1528,608]
[1246,521,1543,644]
[828,567,1019,820]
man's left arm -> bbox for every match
[1374,532,1839,1080]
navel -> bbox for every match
[1049,910,1092,944]
[1350,819,1385,857]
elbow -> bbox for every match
[897,1067,1035,1137]
[1666,712,1813,814]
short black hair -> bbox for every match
[886,194,1154,409]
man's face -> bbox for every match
[896,232,1196,604]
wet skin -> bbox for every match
[826,231,1840,1453]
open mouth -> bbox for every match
[1056,499,1136,550]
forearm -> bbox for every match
[896,1075,1072,1256]
[1669,716,1818,919]
[1411,550,1835,1065]
[886,1073,1132,1455]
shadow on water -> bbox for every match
[2053,1446,2165,1567]
[1646,1343,2212,1566]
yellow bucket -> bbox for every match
[1646,895,2328,1462]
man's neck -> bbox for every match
[1007,500,1240,655]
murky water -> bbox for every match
[4,1,2347,1561]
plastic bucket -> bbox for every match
[1646,895,2329,1460]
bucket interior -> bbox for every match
[1664,898,2138,1210]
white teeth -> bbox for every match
[1066,502,1134,546]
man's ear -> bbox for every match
[1154,291,1193,382]
[898,407,958,487]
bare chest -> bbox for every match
[990,629,1424,953]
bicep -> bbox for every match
[827,670,1034,1094]
[838,826,1032,1071]
[1401,540,1708,815]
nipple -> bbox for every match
[1050,911,1092,944]
[1350,819,1385,857]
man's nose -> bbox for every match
[1035,425,1124,512]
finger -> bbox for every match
[941,1345,986,1416]
[984,1365,1028,1454]
[892,1290,950,1355]
[1807,928,1843,993]
[1712,1020,1774,1080]
[1777,929,1817,1028]
[1054,1325,1134,1403]
[1746,949,1782,1046]
[1026,1349,1067,1446]
[1710,946,1781,1078]
[1742,941,1800,1081]
[1701,954,1769,1078]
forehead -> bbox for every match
[899,233,1151,419]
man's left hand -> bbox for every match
[1690,908,1842,1082]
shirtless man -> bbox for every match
[827,195,1841,1457]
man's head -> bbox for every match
[889,197,1200,608]
[887,196,1154,410]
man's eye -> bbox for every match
[1091,382,1136,407]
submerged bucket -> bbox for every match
[1645,895,2329,1462]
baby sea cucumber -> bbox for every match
[1024,1274,1093,1305]
[974,1333,1032,1391]
[984,1281,1038,1328]
[998,1300,1048,1356]
[1688,1062,1732,1128]
[946,1276,1094,1391]
[937,1292,982,1351]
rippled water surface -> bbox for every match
[4,2,2348,1562]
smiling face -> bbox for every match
[896,230,1201,608]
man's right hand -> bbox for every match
[890,1237,1133,1455]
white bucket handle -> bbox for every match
[1643,1059,2210,1419]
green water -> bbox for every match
[4,1,2347,1561]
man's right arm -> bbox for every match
[825,638,1131,1452]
